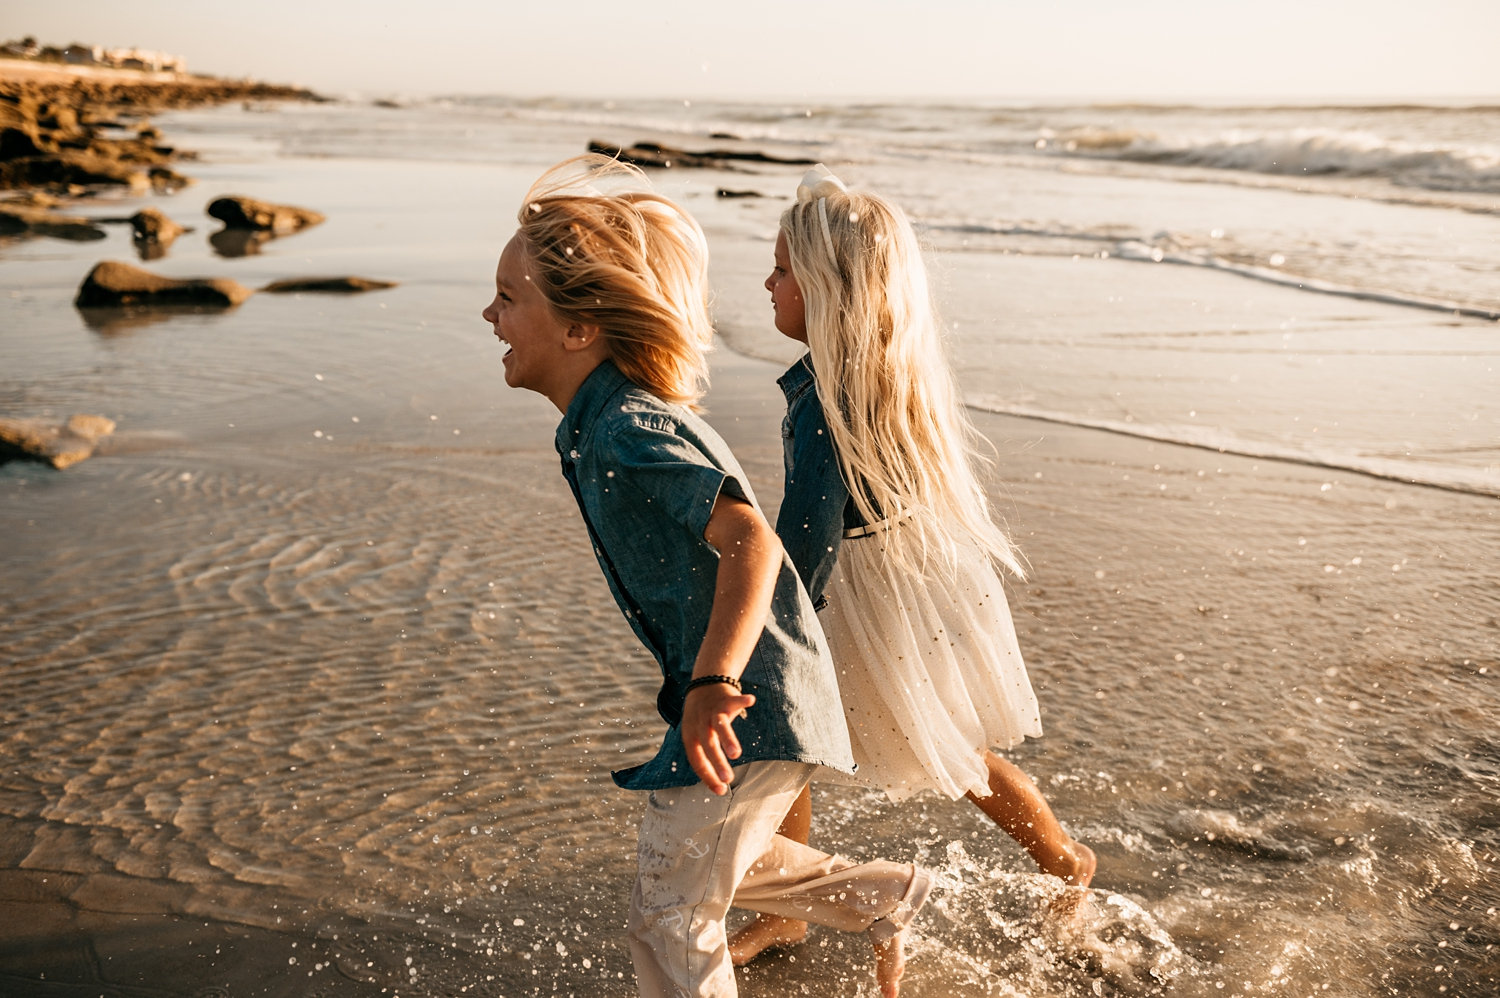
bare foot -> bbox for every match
[872,929,907,998]
[1046,880,1098,924]
[727,914,808,966]
[1064,842,1097,888]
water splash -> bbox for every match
[913,842,1183,995]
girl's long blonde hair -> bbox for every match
[782,184,1025,578]
[518,155,714,408]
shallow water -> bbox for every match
[2,98,1497,996]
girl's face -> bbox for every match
[764,230,807,343]
[482,233,574,402]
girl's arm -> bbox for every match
[681,492,779,795]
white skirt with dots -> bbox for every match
[817,522,1043,803]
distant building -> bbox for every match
[62,43,104,65]
[106,47,187,73]
[1,36,41,58]
[1,38,186,74]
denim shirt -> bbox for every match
[556,361,856,791]
[775,355,865,609]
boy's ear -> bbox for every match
[562,322,605,353]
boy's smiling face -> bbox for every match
[483,233,577,403]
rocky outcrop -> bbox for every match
[260,276,397,294]
[207,195,324,233]
[0,414,116,469]
[74,260,251,308]
[587,140,817,170]
[0,67,322,194]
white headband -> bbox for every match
[795,164,847,260]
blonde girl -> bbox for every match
[732,165,1094,965]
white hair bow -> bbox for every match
[796,164,847,204]
[795,164,846,259]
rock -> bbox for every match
[0,148,148,191]
[260,276,397,294]
[587,140,818,170]
[715,188,761,198]
[0,201,106,240]
[0,123,47,160]
[207,195,324,233]
[129,206,184,242]
[9,190,61,208]
[36,103,80,134]
[0,414,116,469]
[74,260,251,308]
[148,165,190,192]
[128,207,185,259]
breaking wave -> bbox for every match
[1044,125,1500,195]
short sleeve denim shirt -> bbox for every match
[556,362,856,791]
[775,355,864,609]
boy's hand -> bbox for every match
[681,683,757,795]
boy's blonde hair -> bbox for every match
[782,184,1025,578]
[517,156,714,408]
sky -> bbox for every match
[9,0,1500,102]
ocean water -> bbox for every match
[1,96,1497,996]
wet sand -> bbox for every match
[4,338,1495,995]
[2,95,1497,996]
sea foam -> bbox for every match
[1048,125,1500,195]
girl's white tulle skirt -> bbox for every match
[817,531,1042,803]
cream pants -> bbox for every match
[628,760,931,997]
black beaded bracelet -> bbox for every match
[685,675,742,694]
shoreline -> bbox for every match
[0,55,324,102]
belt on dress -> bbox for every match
[843,509,917,539]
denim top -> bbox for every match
[556,361,857,791]
[775,355,865,609]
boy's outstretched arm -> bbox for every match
[681,492,781,795]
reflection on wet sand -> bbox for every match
[78,302,238,335]
[209,225,273,257]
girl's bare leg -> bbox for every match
[965,751,1096,886]
[727,782,812,965]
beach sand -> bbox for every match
[3,335,1492,995]
[2,93,1496,996]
